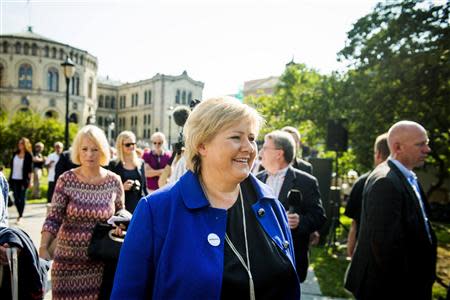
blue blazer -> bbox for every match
[111,171,300,300]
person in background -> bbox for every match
[345,121,437,300]
[142,132,171,193]
[0,169,8,227]
[345,133,389,257]
[39,125,125,300]
[282,126,313,174]
[109,131,148,213]
[9,137,33,224]
[111,97,300,299]
[45,142,64,203]
[31,142,46,199]
[257,130,326,283]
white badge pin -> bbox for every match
[207,233,220,246]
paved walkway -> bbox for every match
[8,203,348,299]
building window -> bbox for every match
[105,96,110,108]
[49,99,56,107]
[47,67,59,91]
[74,53,78,64]
[2,41,8,53]
[188,92,192,103]
[18,64,32,89]
[24,43,29,55]
[98,116,103,126]
[31,44,37,56]
[88,78,93,98]
[69,113,78,124]
[175,89,180,104]
[71,73,80,96]
[80,55,84,65]
[98,95,104,107]
[144,91,147,104]
[72,102,78,110]
[52,47,57,58]
[59,49,65,60]
[0,64,4,87]
[44,46,49,57]
[182,90,186,104]
[15,42,21,54]
[148,90,152,104]
[111,96,115,109]
[21,96,30,106]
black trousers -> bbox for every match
[10,179,27,217]
[47,181,56,203]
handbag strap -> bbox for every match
[6,247,18,300]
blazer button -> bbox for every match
[283,241,289,249]
[257,208,265,217]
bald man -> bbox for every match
[345,121,437,300]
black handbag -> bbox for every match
[88,222,125,261]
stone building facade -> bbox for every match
[0,28,204,147]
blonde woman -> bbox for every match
[109,131,148,213]
[39,125,125,300]
[142,132,172,192]
[112,97,300,299]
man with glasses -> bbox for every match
[143,132,172,193]
[257,130,326,283]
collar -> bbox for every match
[179,171,277,210]
[389,157,417,181]
[267,165,289,177]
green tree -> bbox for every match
[338,0,450,194]
[0,111,78,166]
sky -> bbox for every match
[1,0,379,98]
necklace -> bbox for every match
[199,180,255,300]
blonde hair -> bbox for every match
[151,132,166,145]
[19,137,32,153]
[71,125,110,166]
[115,131,141,167]
[184,96,264,173]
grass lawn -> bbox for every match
[311,208,450,300]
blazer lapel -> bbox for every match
[278,167,296,205]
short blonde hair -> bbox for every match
[116,131,141,168]
[184,97,264,173]
[71,125,110,166]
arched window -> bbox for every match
[79,55,84,65]
[47,67,59,91]
[105,96,110,108]
[175,89,180,104]
[188,92,192,103]
[24,43,30,55]
[21,96,30,106]
[98,95,104,107]
[18,64,32,89]
[88,77,93,98]
[111,96,115,109]
[52,47,57,58]
[98,116,103,126]
[44,46,49,57]
[59,49,65,60]
[69,113,78,124]
[2,41,8,53]
[31,44,38,56]
[0,64,4,87]
[74,53,78,64]
[15,42,21,54]
[148,90,152,104]
[71,73,80,95]
[182,90,186,104]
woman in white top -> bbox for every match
[9,137,33,223]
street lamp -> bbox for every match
[61,57,75,147]
[168,106,174,148]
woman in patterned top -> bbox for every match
[39,125,125,300]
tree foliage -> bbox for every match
[0,111,78,166]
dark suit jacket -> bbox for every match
[54,150,78,183]
[344,160,437,300]
[292,158,313,175]
[257,166,326,282]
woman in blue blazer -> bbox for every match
[111,97,301,300]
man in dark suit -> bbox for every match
[345,121,437,300]
[345,132,390,257]
[257,130,326,282]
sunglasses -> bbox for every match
[153,142,162,145]
[123,142,136,147]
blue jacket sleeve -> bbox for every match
[111,197,154,299]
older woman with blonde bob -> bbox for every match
[40,125,125,300]
[109,131,148,213]
[112,97,300,300]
